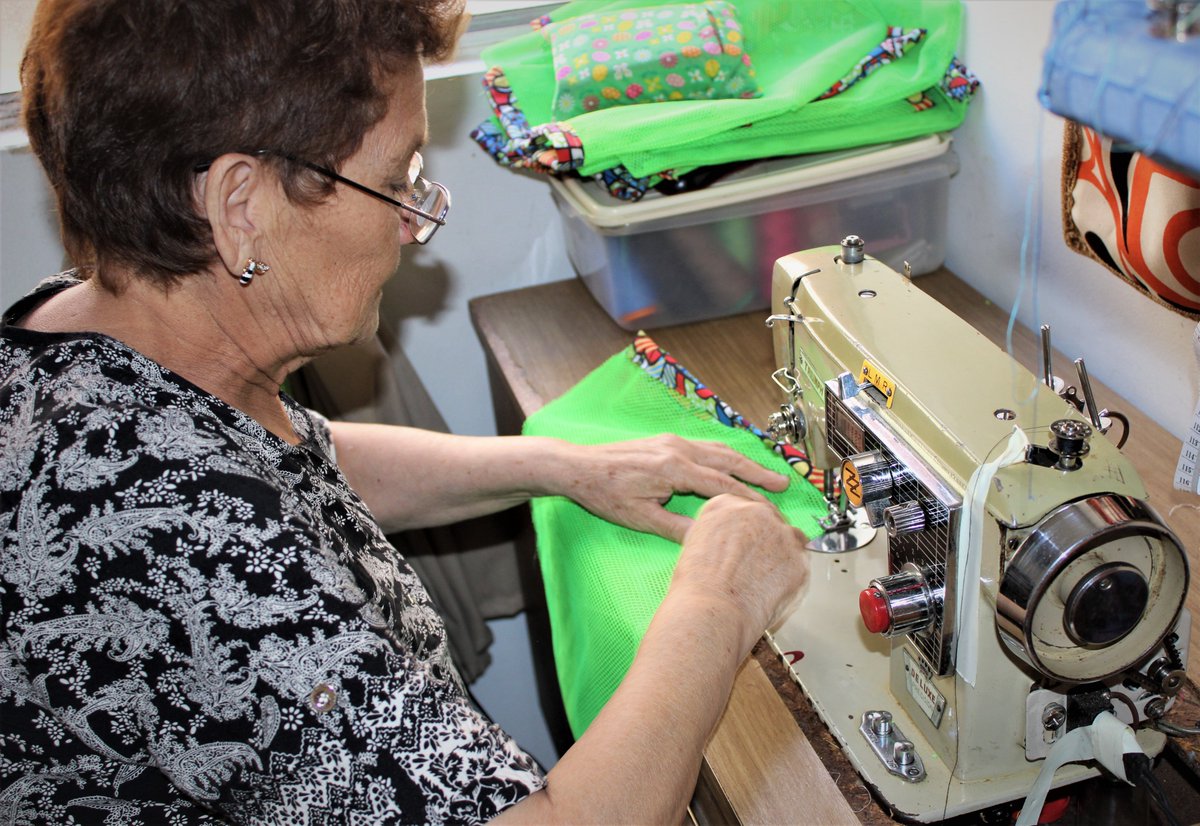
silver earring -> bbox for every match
[238,258,270,286]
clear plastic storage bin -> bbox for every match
[549,135,958,330]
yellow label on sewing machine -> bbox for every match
[841,458,864,507]
[860,360,896,408]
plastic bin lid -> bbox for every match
[549,134,953,230]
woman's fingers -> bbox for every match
[669,464,772,505]
[629,507,693,544]
[565,436,794,541]
[676,440,790,493]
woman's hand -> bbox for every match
[673,493,810,653]
[498,493,808,825]
[555,434,790,543]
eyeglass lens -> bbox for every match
[408,184,448,243]
[403,155,450,244]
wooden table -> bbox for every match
[469,268,1200,824]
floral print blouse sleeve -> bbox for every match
[0,320,544,825]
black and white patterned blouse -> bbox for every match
[0,276,544,824]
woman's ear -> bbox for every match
[196,154,271,278]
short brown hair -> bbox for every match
[21,0,460,285]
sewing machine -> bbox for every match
[766,239,1191,821]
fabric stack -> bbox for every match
[473,0,979,201]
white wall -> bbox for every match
[0,1,61,308]
[0,148,64,307]
[379,71,572,438]
[0,0,36,93]
[948,0,1198,442]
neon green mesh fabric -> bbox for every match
[522,346,827,736]
[483,0,966,177]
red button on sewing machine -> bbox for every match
[859,587,891,634]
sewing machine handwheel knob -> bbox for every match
[1062,562,1148,647]
[860,587,892,634]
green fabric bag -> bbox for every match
[543,1,761,119]
[483,0,966,177]
[522,345,827,737]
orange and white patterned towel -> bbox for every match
[1062,121,1200,320]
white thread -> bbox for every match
[954,426,1031,686]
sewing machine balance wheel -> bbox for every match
[996,495,1189,683]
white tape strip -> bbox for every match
[1014,711,1142,826]
[1173,321,1200,494]
[954,426,1030,686]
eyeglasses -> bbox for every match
[195,150,451,244]
[296,151,450,245]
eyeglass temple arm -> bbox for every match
[290,157,448,227]
[194,152,447,226]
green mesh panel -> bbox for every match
[484,0,965,177]
[522,349,826,736]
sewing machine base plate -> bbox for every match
[769,534,1098,822]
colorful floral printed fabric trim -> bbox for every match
[542,2,761,120]
[595,165,670,200]
[907,90,935,111]
[816,27,926,101]
[470,67,671,199]
[939,56,980,103]
[630,333,826,488]
[470,67,586,174]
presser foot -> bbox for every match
[806,508,877,553]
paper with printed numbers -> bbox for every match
[1175,321,1200,494]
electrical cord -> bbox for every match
[1058,389,1131,448]
[1123,752,1182,826]
[1154,719,1200,736]
[1107,410,1131,449]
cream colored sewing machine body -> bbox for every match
[766,246,1189,821]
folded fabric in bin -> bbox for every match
[639,54,976,178]
[473,17,973,200]
[542,1,762,119]
[475,0,977,188]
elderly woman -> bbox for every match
[0,0,808,823]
